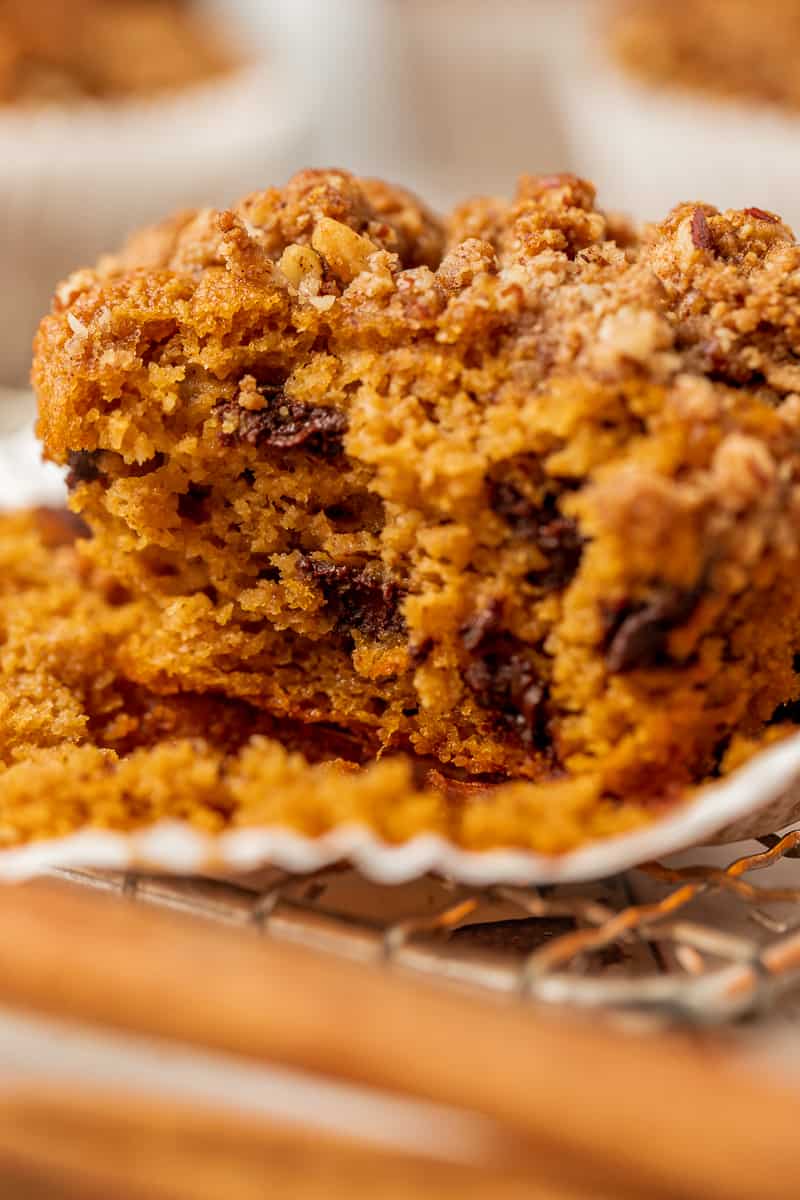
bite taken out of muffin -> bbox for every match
[20,167,800,851]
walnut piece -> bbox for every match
[311,217,378,284]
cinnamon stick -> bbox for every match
[0,1085,575,1200]
[0,879,791,1200]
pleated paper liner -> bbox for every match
[0,734,799,884]
[4,420,800,884]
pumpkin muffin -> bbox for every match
[612,0,800,111]
[0,0,236,106]
[34,169,800,800]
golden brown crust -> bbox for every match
[612,0,800,110]
[33,169,800,795]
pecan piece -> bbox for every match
[690,208,715,253]
[744,207,780,224]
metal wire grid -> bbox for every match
[7,395,800,1028]
[49,827,800,1029]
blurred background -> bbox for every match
[2,0,799,385]
[4,6,800,1195]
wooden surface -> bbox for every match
[0,879,794,1200]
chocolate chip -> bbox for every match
[66,450,104,490]
[461,602,548,746]
[489,480,583,592]
[770,698,800,726]
[745,207,780,224]
[465,652,547,746]
[177,484,212,524]
[489,479,538,526]
[297,555,405,642]
[220,389,347,459]
[529,515,584,592]
[690,208,715,253]
[602,588,700,673]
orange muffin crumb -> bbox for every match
[0,508,667,851]
[33,169,800,804]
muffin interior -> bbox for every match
[33,170,800,797]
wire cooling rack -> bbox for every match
[48,828,800,1029]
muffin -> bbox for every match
[612,0,800,111]
[34,168,800,803]
[560,0,800,226]
[0,1,310,384]
[0,0,234,105]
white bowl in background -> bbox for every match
[0,1,315,385]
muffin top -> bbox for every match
[36,167,800,434]
[33,169,800,792]
[612,0,800,110]
[0,0,237,105]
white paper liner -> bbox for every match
[0,26,313,384]
[0,732,799,885]
[0,413,65,507]
[4,412,800,883]
[555,0,800,226]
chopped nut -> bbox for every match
[712,434,776,509]
[307,294,336,312]
[66,312,89,338]
[56,270,96,309]
[744,207,780,224]
[594,305,671,367]
[690,208,715,253]
[311,217,378,284]
[278,243,323,290]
